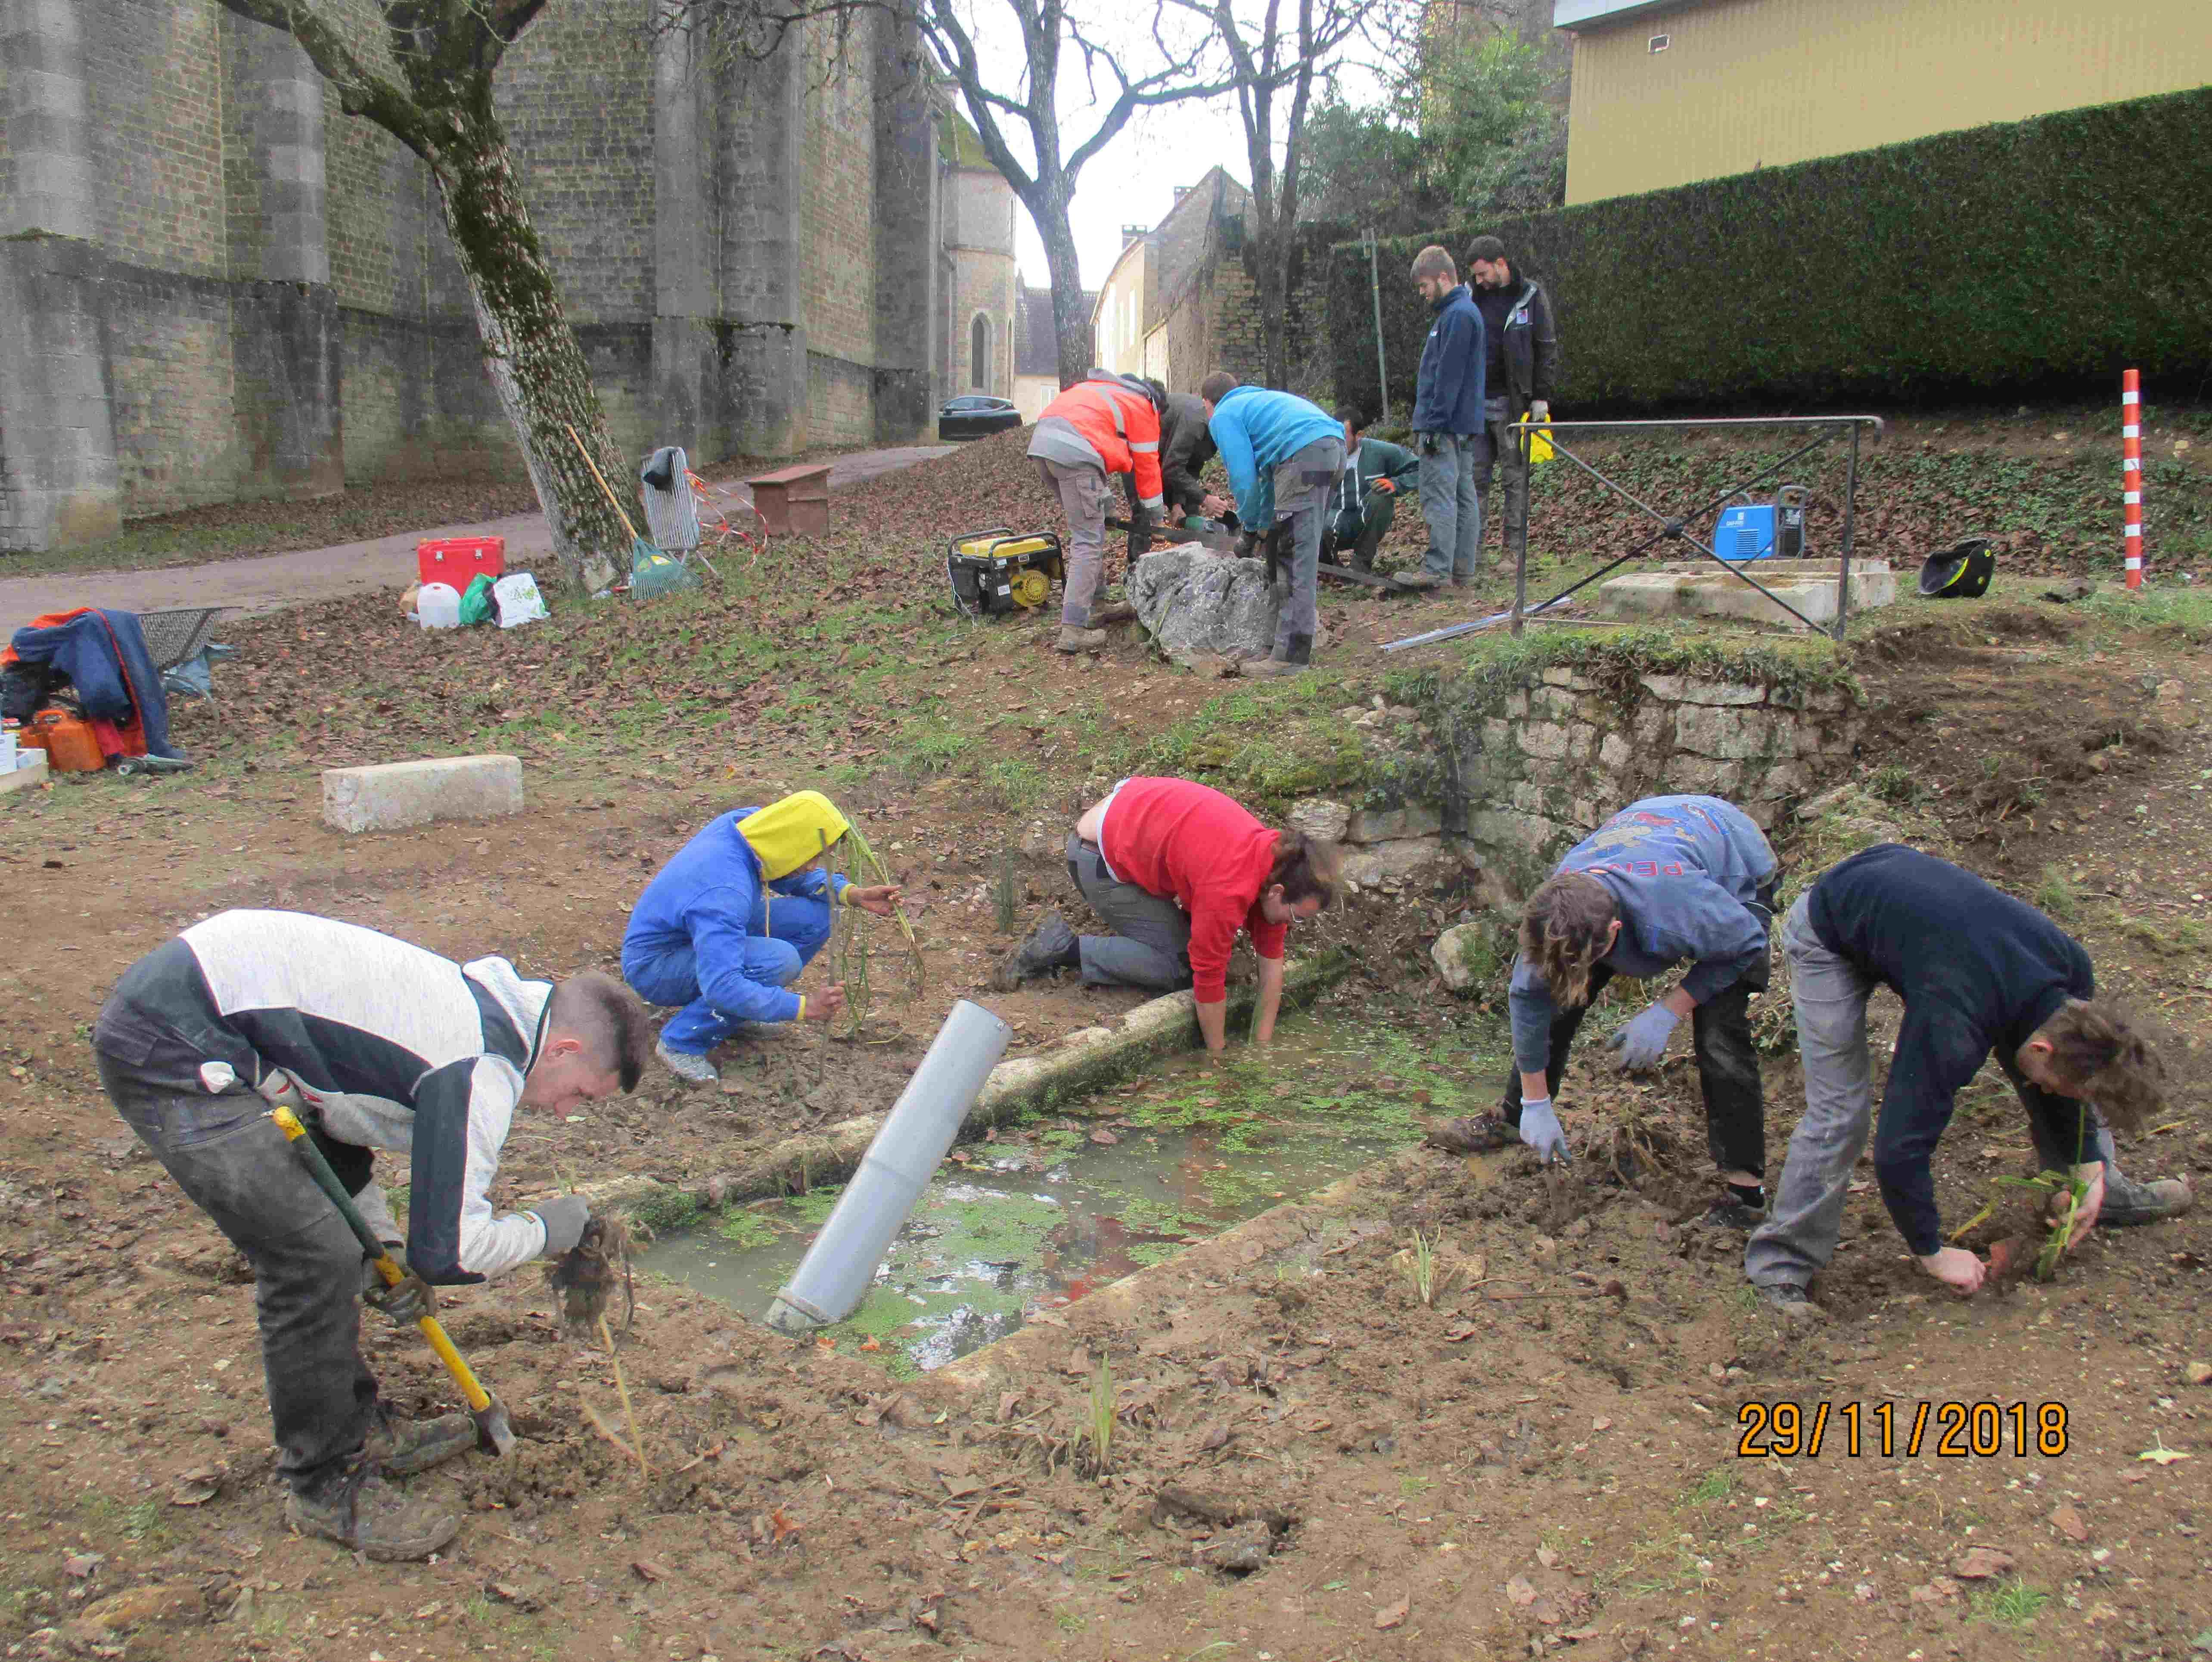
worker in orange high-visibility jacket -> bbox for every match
[1027,370,1168,655]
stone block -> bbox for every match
[1539,668,1602,692]
[1597,561,1895,629]
[1598,732,1633,773]
[1632,706,1668,746]
[1659,755,1743,797]
[322,754,522,833]
[1129,547,1285,658]
[0,752,50,798]
[1501,690,1529,719]
[1675,705,1793,761]
[1518,721,1572,760]
[1642,674,1765,706]
[1347,803,1443,844]
[1430,920,1504,994]
[1340,836,1445,891]
[1289,798,1351,842]
[1466,809,1563,857]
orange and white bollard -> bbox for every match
[2122,368,2143,589]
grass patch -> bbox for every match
[1685,1466,1737,1506]
[2033,864,2079,923]
[1969,1577,2050,1628]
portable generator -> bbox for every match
[946,528,1064,618]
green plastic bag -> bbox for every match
[458,572,497,625]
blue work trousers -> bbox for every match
[627,895,832,1054]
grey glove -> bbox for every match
[532,1194,592,1258]
[1607,1001,1682,1073]
[1518,1096,1570,1165]
[361,1246,435,1324]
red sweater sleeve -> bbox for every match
[1186,880,1244,1003]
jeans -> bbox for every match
[99,1050,378,1499]
[1067,833,1192,991]
[1040,458,1112,628]
[1474,403,1530,562]
[1268,437,1342,657]
[1323,496,1395,571]
[1745,895,2125,1290]
[1417,433,1482,579]
[626,893,832,1054]
[1498,962,1768,1179]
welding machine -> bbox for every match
[946,528,1065,618]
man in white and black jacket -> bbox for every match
[93,910,653,1560]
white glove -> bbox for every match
[1518,1096,1570,1165]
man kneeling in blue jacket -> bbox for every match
[1470,796,1779,1229]
[622,791,901,1085]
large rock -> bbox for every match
[1288,798,1351,842]
[322,754,522,833]
[1129,547,1286,660]
[1431,920,1506,994]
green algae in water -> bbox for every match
[638,1010,1510,1375]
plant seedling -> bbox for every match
[1087,1354,1115,1473]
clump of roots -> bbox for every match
[1587,1112,1693,1193]
[545,1214,648,1336]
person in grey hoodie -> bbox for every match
[1464,796,1778,1229]
[1406,244,1486,589]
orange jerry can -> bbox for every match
[28,708,105,773]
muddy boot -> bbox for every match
[656,1038,719,1087]
[1398,570,1444,590]
[1243,634,1312,679]
[1755,1283,1828,1325]
[2097,1171,2194,1227]
[1055,625,1108,654]
[1091,602,1137,626]
[363,1409,477,1477]
[994,910,1078,990]
[1702,1182,1769,1232]
[285,1472,459,1562]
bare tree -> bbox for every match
[921,2,1229,388]
[214,0,629,583]
[1177,0,1374,388]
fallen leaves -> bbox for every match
[1373,1594,1409,1630]
[2138,1437,2192,1466]
[2050,1504,2089,1542]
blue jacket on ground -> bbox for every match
[1410,283,1485,436]
[622,810,848,1026]
[1207,385,1343,532]
[8,609,182,759]
[1509,795,1777,1074]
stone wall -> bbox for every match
[1291,659,1862,906]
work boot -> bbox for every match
[1702,1195,1768,1231]
[1055,625,1108,654]
[363,1409,476,1477]
[994,911,1078,990]
[1755,1283,1829,1325]
[1399,570,1444,590]
[2097,1171,2194,1227]
[1422,1113,1519,1156]
[1091,602,1137,626]
[656,1038,719,1087]
[285,1472,460,1563]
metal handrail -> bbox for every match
[1384,414,1884,652]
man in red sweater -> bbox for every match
[994,777,1339,1053]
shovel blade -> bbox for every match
[474,1394,517,1457]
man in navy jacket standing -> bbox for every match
[1405,245,1485,590]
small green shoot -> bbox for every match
[1969,1577,2050,1628]
[1088,1353,1115,1473]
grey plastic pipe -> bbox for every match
[764,998,1012,1333]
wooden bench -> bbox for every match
[746,462,831,536]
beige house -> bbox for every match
[1556,0,2212,204]
[1089,169,1257,395]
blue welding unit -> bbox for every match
[1712,503,1776,560]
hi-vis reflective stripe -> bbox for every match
[2124,455,2142,472]
[2122,389,2141,405]
[1131,441,1158,453]
[2123,424,2141,438]
[2125,490,2142,504]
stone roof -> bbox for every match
[1016,281,1094,377]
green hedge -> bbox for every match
[1327,86,2212,415]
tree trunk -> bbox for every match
[1036,198,1096,389]
[421,90,631,587]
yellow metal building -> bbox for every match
[1559,0,2212,204]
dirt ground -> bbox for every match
[3,443,2209,1660]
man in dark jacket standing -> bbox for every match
[1320,409,1419,573]
[1406,245,1485,590]
[1468,235,1559,567]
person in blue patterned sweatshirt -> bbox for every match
[1461,796,1780,1229]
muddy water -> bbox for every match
[640,1013,1500,1374]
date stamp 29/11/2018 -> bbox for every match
[1737,1400,2071,1460]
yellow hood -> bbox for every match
[738,791,851,880]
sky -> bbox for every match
[947,3,1390,290]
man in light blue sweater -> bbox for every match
[1199,372,1345,679]
[1473,796,1779,1229]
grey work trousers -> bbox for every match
[1067,833,1192,991]
[1744,895,2122,1292]
[1265,436,1343,657]
[98,1050,379,1498]
[1039,457,1113,628]
[1417,432,1482,580]
[1474,401,1530,561]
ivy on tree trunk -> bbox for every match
[214,0,631,586]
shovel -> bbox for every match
[269,1106,517,1456]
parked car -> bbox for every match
[938,395,1024,441]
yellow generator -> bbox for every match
[946,528,1063,618]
